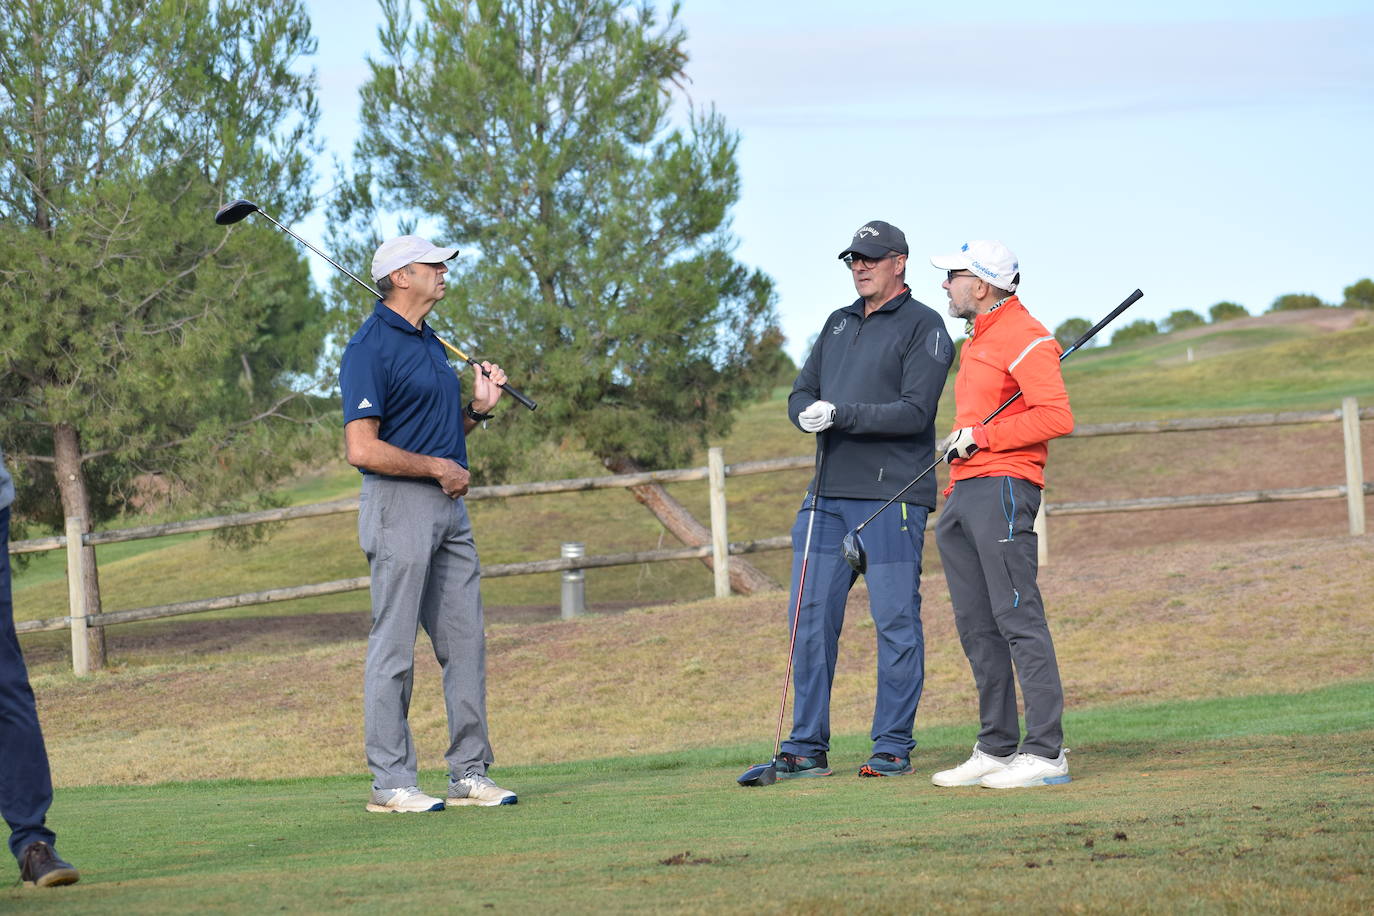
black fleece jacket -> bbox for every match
[788,288,953,508]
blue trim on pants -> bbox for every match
[935,476,1064,759]
[0,507,59,862]
[781,496,928,759]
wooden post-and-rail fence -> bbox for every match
[10,398,1371,675]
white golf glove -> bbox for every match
[798,400,836,433]
[943,425,988,463]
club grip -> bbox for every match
[499,380,538,411]
[471,359,537,410]
[1064,289,1143,357]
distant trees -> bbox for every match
[1102,277,1370,350]
[1162,309,1205,333]
[1209,301,1249,322]
[1269,293,1327,312]
[1053,317,1091,349]
[1111,319,1159,346]
[1341,279,1374,310]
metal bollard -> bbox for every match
[561,542,586,619]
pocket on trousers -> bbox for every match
[994,480,1040,608]
[358,487,394,563]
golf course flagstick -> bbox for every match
[840,288,1144,574]
[213,199,537,411]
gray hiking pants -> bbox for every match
[359,476,492,789]
[935,476,1064,759]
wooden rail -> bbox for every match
[9,399,1369,672]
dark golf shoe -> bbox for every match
[775,751,832,778]
[858,752,913,777]
[19,841,80,888]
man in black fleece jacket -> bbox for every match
[779,220,953,779]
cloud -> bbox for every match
[681,16,1374,118]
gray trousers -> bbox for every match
[935,476,1064,759]
[359,476,492,788]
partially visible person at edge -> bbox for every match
[0,447,81,886]
[927,240,1076,789]
[780,220,954,779]
[339,236,516,813]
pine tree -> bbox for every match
[336,0,785,592]
[0,0,331,664]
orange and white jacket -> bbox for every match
[946,296,1074,491]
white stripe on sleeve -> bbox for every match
[1008,336,1055,372]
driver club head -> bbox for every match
[737,761,778,787]
[214,199,260,225]
[841,530,867,574]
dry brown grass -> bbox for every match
[25,531,1372,788]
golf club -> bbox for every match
[213,199,538,411]
[738,435,827,787]
[841,288,1145,574]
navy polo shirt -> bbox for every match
[340,302,468,471]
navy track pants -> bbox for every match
[781,495,929,759]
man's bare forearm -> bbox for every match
[349,436,447,478]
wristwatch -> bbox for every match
[465,401,494,422]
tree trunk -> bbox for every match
[51,423,107,670]
[602,456,779,595]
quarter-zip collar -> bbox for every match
[843,286,913,320]
[969,295,1024,340]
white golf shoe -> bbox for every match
[931,746,1016,787]
[979,750,1071,788]
[447,773,518,807]
[366,785,446,813]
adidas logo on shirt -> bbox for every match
[357,398,373,409]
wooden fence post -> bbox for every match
[1034,499,1048,567]
[708,447,730,598]
[1342,397,1365,536]
[64,516,90,676]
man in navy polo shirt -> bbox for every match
[340,235,515,813]
[779,220,952,779]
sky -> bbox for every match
[298,0,1374,362]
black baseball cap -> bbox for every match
[838,220,908,259]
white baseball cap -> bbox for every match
[370,235,459,281]
[930,240,1019,292]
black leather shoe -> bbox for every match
[19,841,80,888]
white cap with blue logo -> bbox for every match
[930,240,1019,292]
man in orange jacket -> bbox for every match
[927,241,1076,789]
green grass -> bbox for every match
[1063,319,1374,420]
[8,683,1371,912]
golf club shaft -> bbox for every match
[770,436,826,760]
[851,288,1144,535]
[248,209,538,411]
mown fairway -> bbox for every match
[4,685,1371,912]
